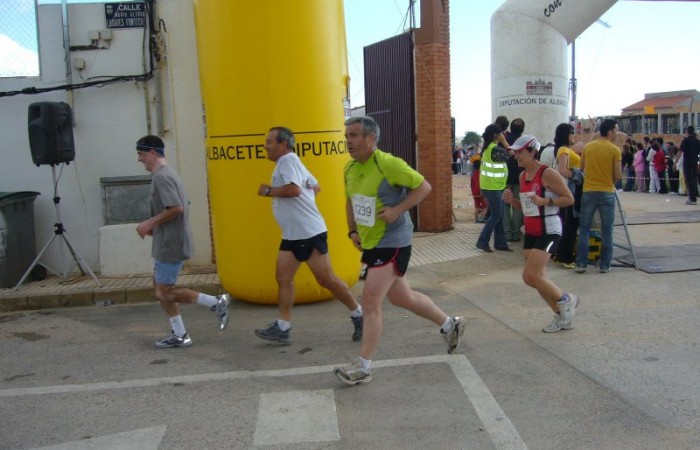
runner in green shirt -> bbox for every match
[334,116,466,386]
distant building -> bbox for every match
[617,90,700,135]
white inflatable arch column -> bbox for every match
[491,0,617,143]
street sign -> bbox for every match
[105,2,146,29]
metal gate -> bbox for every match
[363,32,417,225]
[363,32,416,168]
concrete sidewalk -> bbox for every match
[0,265,222,312]
[0,223,483,312]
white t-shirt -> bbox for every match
[271,152,326,240]
[539,146,556,167]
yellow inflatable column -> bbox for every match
[193,0,358,304]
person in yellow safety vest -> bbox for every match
[476,123,513,253]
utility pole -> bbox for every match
[570,41,577,120]
[409,0,416,29]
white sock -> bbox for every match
[359,356,371,372]
[440,316,454,334]
[350,306,363,317]
[169,315,186,337]
[197,293,219,308]
[277,319,291,331]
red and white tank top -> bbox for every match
[519,165,562,237]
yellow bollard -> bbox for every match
[193,0,359,304]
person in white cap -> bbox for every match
[503,134,579,333]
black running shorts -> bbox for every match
[279,232,329,262]
[361,246,411,277]
[523,234,561,254]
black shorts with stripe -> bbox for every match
[523,234,561,254]
[361,245,412,277]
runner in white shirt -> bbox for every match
[255,126,363,344]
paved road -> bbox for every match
[2,247,698,449]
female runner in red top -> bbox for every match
[503,135,579,333]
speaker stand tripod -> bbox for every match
[14,164,102,290]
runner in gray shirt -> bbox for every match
[135,135,231,348]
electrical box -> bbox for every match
[73,58,86,70]
[101,29,113,41]
[88,29,101,41]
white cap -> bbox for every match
[510,135,540,152]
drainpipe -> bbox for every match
[491,0,617,143]
[61,0,74,108]
[151,0,165,137]
[142,0,165,137]
[141,0,159,134]
[141,20,152,134]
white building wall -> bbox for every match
[0,1,211,277]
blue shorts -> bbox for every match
[154,260,184,285]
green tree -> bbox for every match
[461,131,481,147]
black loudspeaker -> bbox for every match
[28,101,75,166]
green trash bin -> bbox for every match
[0,191,40,288]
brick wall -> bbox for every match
[415,0,453,232]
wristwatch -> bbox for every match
[348,230,358,239]
[548,198,554,207]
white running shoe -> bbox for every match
[542,314,573,333]
[442,316,466,354]
[334,359,372,385]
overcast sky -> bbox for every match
[345,0,700,136]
